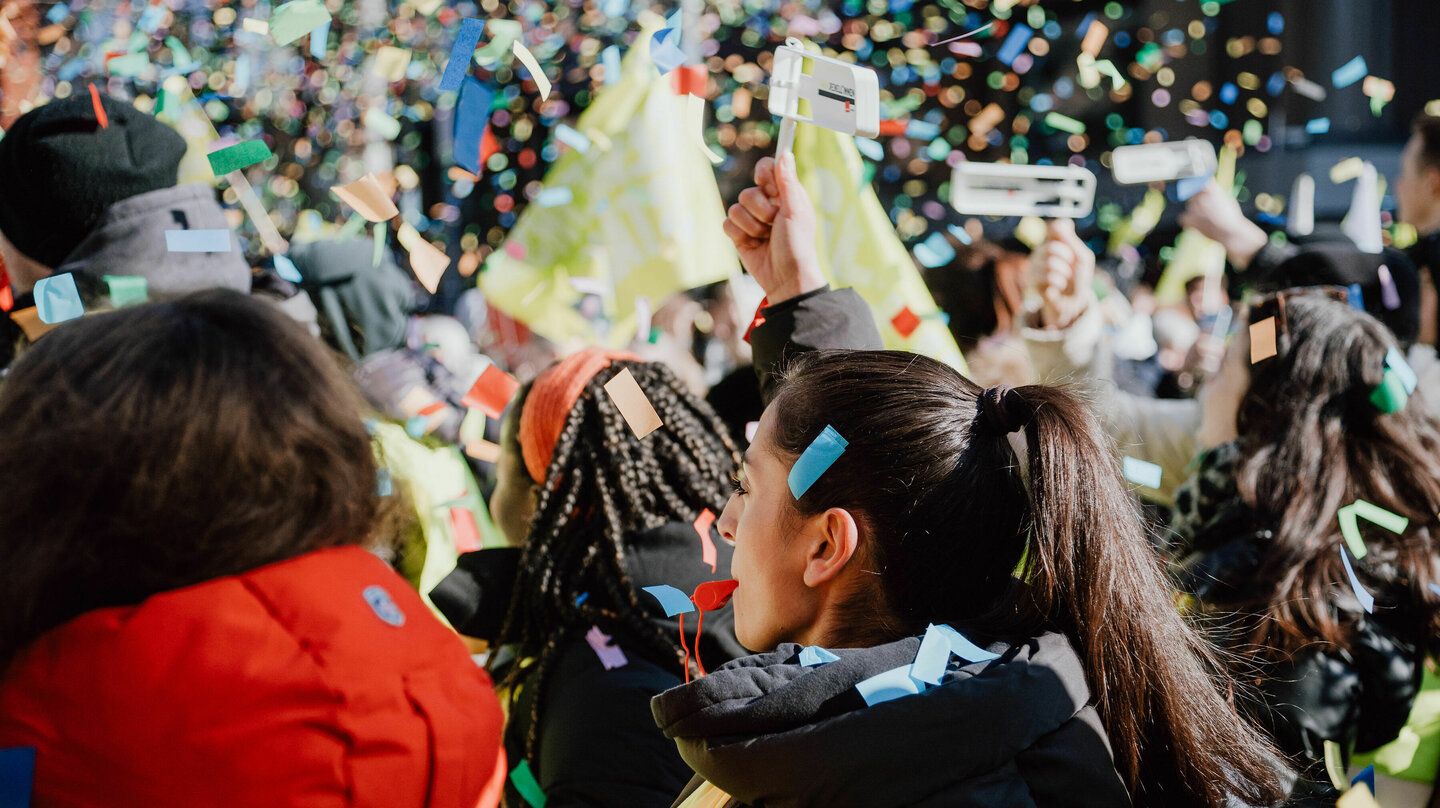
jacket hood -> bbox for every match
[652,631,1128,808]
[53,183,252,296]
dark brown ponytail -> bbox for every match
[769,350,1287,808]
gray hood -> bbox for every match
[652,631,1129,808]
[54,183,251,295]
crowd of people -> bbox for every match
[3,43,1440,808]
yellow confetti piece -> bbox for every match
[397,223,450,294]
[968,103,1005,138]
[604,367,664,439]
[1330,156,1365,184]
[1362,75,1395,103]
[372,46,412,82]
[511,40,551,101]
[687,94,724,165]
[241,17,269,34]
[331,173,399,222]
[1337,783,1381,808]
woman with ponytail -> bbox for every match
[650,157,1290,808]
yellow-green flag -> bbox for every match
[1155,145,1236,304]
[793,123,968,374]
[481,22,736,347]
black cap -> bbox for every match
[0,90,186,268]
[1260,242,1420,347]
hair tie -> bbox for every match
[975,386,1032,490]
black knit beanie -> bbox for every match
[0,90,186,269]
[1265,242,1421,347]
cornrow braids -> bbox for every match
[492,360,739,764]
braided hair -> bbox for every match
[493,359,739,763]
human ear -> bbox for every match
[801,507,861,588]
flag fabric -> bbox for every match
[792,122,969,374]
[480,20,736,347]
[1155,145,1236,304]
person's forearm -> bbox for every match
[761,262,827,306]
[1223,222,1270,271]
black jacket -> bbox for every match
[433,523,747,808]
[652,632,1131,808]
[747,286,884,403]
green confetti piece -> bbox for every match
[106,52,150,77]
[1369,368,1409,415]
[1323,740,1348,791]
[103,275,149,308]
[475,19,523,66]
[339,212,367,240]
[269,0,331,47]
[165,36,193,69]
[373,223,385,268]
[207,140,273,176]
[509,760,547,808]
[1044,112,1086,135]
[1337,499,1409,560]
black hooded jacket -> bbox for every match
[651,631,1130,808]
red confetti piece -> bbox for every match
[670,64,707,97]
[448,507,483,553]
[89,85,109,129]
[891,306,921,339]
[742,297,768,344]
[462,364,520,419]
[694,508,717,572]
[877,119,908,136]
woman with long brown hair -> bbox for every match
[650,155,1289,808]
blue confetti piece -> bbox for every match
[995,23,1033,67]
[376,468,393,497]
[910,624,952,685]
[1305,118,1331,134]
[46,3,68,23]
[1332,55,1368,89]
[1348,283,1365,310]
[602,45,622,85]
[453,76,493,175]
[1340,547,1375,613]
[273,254,303,283]
[34,273,85,325]
[1266,71,1287,97]
[856,664,922,706]
[1219,82,1238,105]
[575,592,590,605]
[799,646,840,666]
[641,584,695,617]
[788,425,848,499]
[1175,176,1209,202]
[405,415,429,438]
[165,229,233,252]
[651,28,685,75]
[439,19,486,92]
[602,0,627,15]
[309,19,329,58]
[1429,583,1440,598]
[905,119,940,140]
[1266,12,1284,35]
[138,3,165,33]
[854,137,884,161]
[914,231,956,269]
[1350,765,1375,795]
[1386,347,1418,395]
[947,224,973,245]
[1122,457,1162,489]
[554,124,591,153]
[0,747,35,808]
[932,623,1001,663]
[534,187,573,207]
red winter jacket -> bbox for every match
[0,545,506,808]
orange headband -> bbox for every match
[519,347,641,484]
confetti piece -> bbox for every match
[634,296,653,342]
[1377,264,1400,311]
[309,20,329,59]
[604,367,664,438]
[969,103,1006,138]
[687,94,725,165]
[799,646,839,666]
[331,173,399,222]
[88,84,108,128]
[0,747,36,808]
[269,0,331,47]
[396,223,450,293]
[1363,76,1395,103]
[464,439,503,464]
[789,425,847,499]
[1176,176,1209,202]
[694,508,718,572]
[375,468,393,497]
[372,45,412,82]
[1338,783,1382,808]
[585,626,629,669]
[224,171,288,255]
[905,119,940,140]
[103,275,148,307]
[602,45,622,85]
[691,579,738,611]
[641,584,695,617]
[1332,55,1368,89]
[856,664,922,706]
[363,108,403,140]
[34,275,83,325]
[1370,368,1408,414]
[1250,317,1277,363]
[995,23,1033,66]
[554,124,591,153]
[1306,118,1331,135]
[453,77,493,176]
[449,506,483,552]
[372,223,385,268]
[1348,284,1366,311]
[1330,157,1365,184]
[1386,347,1418,394]
[439,18,486,92]
[511,40,551,101]
[1080,20,1108,57]
[241,17,269,34]
[509,760,547,808]
[745,421,759,442]
[1323,740,1349,791]
[1044,112,1085,135]
[1122,457,1162,489]
[474,19,523,66]
[1289,75,1328,102]
[913,230,955,268]
[165,229,233,252]
[911,623,992,685]
[1350,765,1375,796]
[207,140,272,176]
[891,306,921,339]
[1340,546,1374,614]
[932,21,992,47]
[651,28,685,75]
[1337,500,1408,560]
[854,137,884,160]
[462,364,520,418]
[534,187,573,207]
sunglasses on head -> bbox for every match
[1245,285,1352,343]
